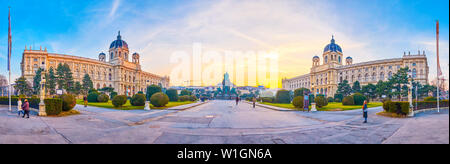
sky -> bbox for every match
[0,0,449,88]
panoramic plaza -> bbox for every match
[0,0,449,145]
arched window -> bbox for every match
[372,73,376,81]
[109,73,112,81]
[412,68,417,78]
[380,72,385,80]
[338,56,341,63]
[364,73,369,82]
[358,74,361,81]
[388,72,392,79]
[325,56,328,63]
[110,52,114,59]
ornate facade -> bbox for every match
[21,32,170,96]
[282,36,429,97]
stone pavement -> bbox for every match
[0,101,448,144]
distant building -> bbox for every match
[21,32,169,96]
[282,36,429,97]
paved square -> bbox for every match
[0,101,448,144]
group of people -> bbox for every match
[16,98,30,118]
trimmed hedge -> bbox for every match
[352,93,366,105]
[166,89,178,102]
[61,94,76,111]
[0,97,40,109]
[44,98,63,115]
[150,92,169,107]
[342,96,354,105]
[315,96,328,108]
[292,96,304,109]
[275,90,291,103]
[97,94,110,103]
[130,94,146,106]
[87,92,99,102]
[383,101,410,115]
[112,95,128,107]
[261,97,274,103]
[110,92,118,100]
[424,96,437,101]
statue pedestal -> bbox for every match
[310,103,317,112]
[144,101,151,110]
[38,101,47,116]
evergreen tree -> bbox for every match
[389,67,409,100]
[45,67,57,95]
[63,64,75,93]
[74,81,82,95]
[337,80,352,96]
[352,81,361,93]
[81,74,93,95]
[56,63,65,90]
[14,76,32,96]
[362,83,376,100]
[33,68,43,95]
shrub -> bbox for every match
[414,100,449,110]
[315,96,328,108]
[384,101,410,115]
[112,95,128,107]
[342,96,354,105]
[61,94,76,111]
[130,94,146,106]
[87,92,99,102]
[294,88,309,97]
[189,95,197,101]
[179,95,190,102]
[146,85,162,100]
[352,93,367,105]
[261,97,274,103]
[150,92,169,107]
[275,90,291,103]
[309,94,315,105]
[327,97,334,102]
[180,90,192,96]
[44,98,63,115]
[137,91,144,94]
[334,94,343,102]
[166,89,178,102]
[110,92,118,100]
[292,96,304,109]
[97,94,110,103]
[28,98,41,109]
[383,99,392,112]
[424,96,437,101]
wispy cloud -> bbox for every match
[109,0,121,18]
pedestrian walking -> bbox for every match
[83,96,88,108]
[22,99,30,119]
[362,100,368,123]
[236,96,239,105]
[252,97,256,108]
[17,98,24,117]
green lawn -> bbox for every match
[76,99,197,110]
[260,102,383,111]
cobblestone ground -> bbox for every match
[0,101,448,144]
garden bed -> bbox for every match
[76,100,196,110]
[260,102,383,111]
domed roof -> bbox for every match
[324,36,342,53]
[110,31,129,49]
[313,56,320,59]
[346,56,352,59]
[132,52,139,56]
[99,52,106,56]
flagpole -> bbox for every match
[8,7,11,112]
[436,20,440,113]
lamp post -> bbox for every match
[407,70,414,117]
[38,68,47,116]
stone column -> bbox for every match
[407,72,414,117]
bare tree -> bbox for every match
[0,75,8,96]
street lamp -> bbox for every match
[407,70,414,117]
[38,67,47,116]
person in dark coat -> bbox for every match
[22,99,30,119]
[236,97,239,105]
[362,100,368,123]
[83,96,88,108]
